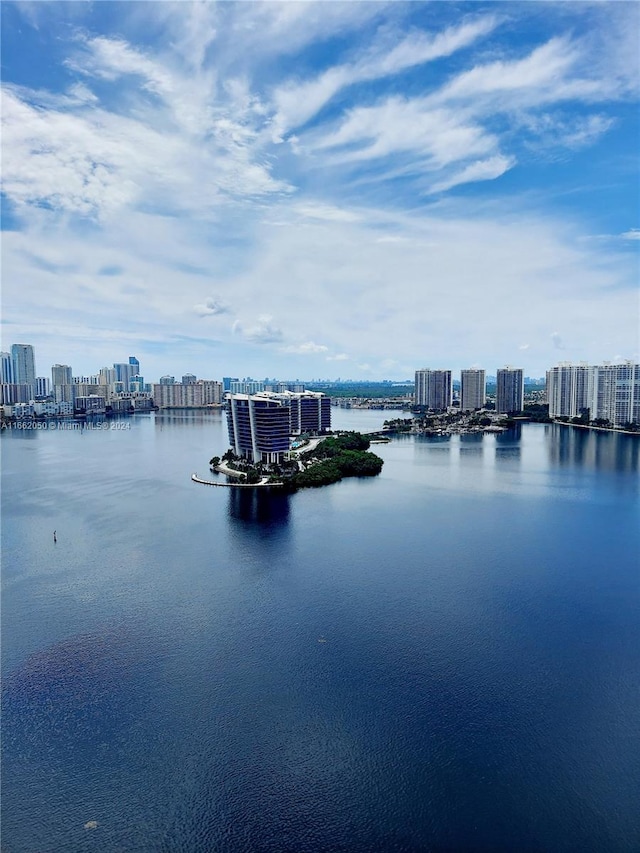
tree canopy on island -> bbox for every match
[294,432,383,488]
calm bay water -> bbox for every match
[2,410,639,853]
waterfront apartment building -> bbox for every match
[496,367,524,414]
[547,362,640,427]
[74,382,110,400]
[288,391,332,434]
[414,369,452,410]
[547,364,591,419]
[152,380,223,408]
[589,363,640,427]
[75,395,106,415]
[11,344,36,386]
[109,391,153,412]
[460,369,486,411]
[230,379,265,395]
[226,391,331,464]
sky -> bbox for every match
[1,1,639,382]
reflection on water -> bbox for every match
[548,424,639,472]
[496,423,522,443]
[228,487,291,528]
[154,409,225,429]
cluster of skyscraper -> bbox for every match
[414,362,640,428]
[547,362,640,427]
[0,345,225,416]
[415,368,524,414]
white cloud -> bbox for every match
[436,38,580,103]
[2,3,638,380]
[236,315,284,345]
[295,203,360,223]
[281,341,329,354]
[194,296,231,318]
[313,98,498,168]
[271,15,499,137]
[428,155,515,194]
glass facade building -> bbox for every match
[227,391,331,464]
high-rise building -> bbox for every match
[588,362,640,427]
[226,391,331,464]
[223,377,239,392]
[414,369,452,410]
[11,344,36,385]
[547,364,590,419]
[114,362,137,387]
[159,375,175,385]
[35,377,50,397]
[546,362,640,427]
[1,384,33,405]
[51,364,74,404]
[230,379,265,395]
[496,367,524,414]
[128,356,140,375]
[199,380,223,405]
[460,369,486,411]
[287,391,331,435]
[51,364,73,386]
[1,352,14,383]
[99,367,117,386]
[182,374,197,385]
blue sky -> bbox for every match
[1,1,638,382]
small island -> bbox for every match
[207,432,384,491]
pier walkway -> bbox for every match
[191,473,283,489]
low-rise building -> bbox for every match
[75,395,107,414]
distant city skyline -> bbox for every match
[2,3,638,379]
[2,341,636,387]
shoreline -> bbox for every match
[553,421,639,436]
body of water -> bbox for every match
[2,411,639,852]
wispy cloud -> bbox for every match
[428,155,516,194]
[282,341,329,354]
[271,16,500,139]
